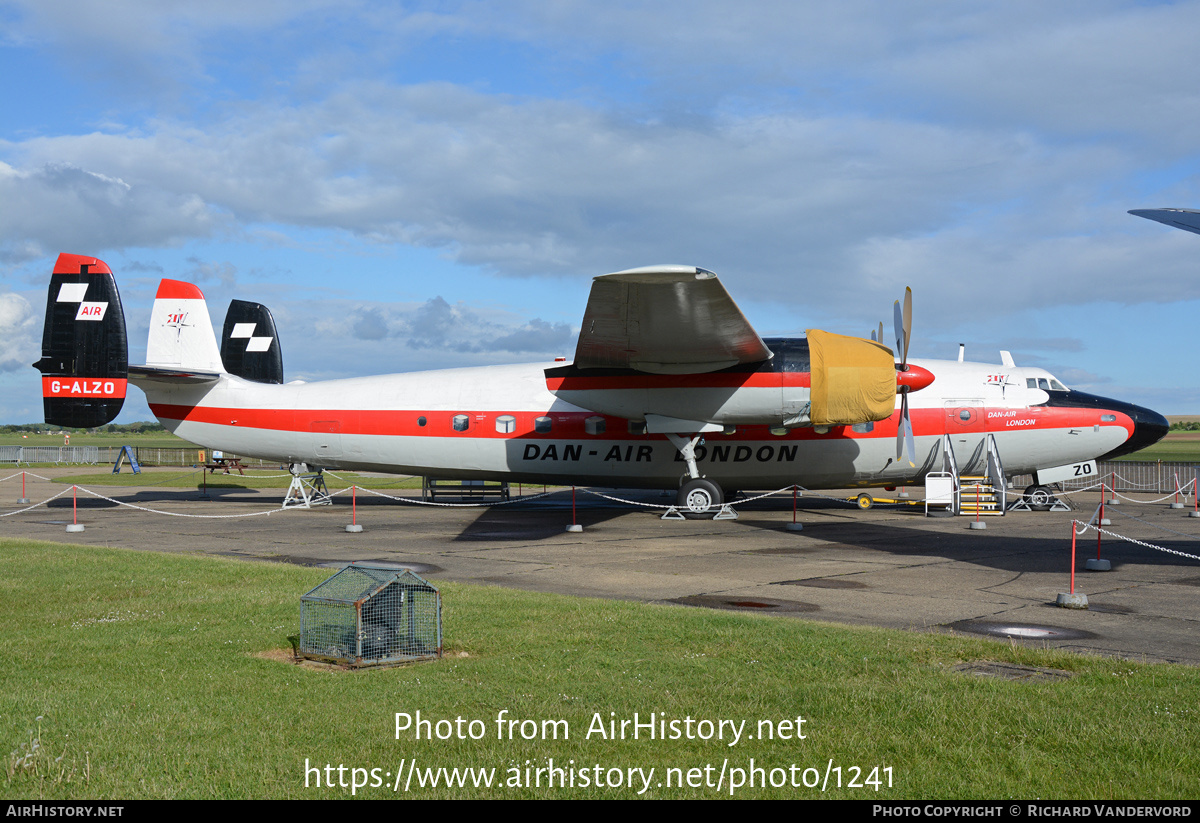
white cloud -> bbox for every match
[0,291,37,373]
[0,160,221,262]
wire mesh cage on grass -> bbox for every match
[300,563,442,667]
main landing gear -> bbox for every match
[663,432,735,519]
[677,477,724,519]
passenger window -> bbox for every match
[851,422,874,433]
[534,416,552,433]
[627,420,647,435]
[452,414,469,432]
[417,416,426,427]
[495,414,516,434]
[585,416,606,435]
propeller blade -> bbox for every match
[895,390,916,466]
[893,299,903,357]
[901,287,912,366]
[903,407,916,467]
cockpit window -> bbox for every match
[1027,375,1069,391]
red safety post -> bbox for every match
[786,485,804,531]
[1070,522,1077,595]
[65,484,84,532]
[1056,520,1089,607]
[345,484,363,532]
[566,485,583,532]
[1085,483,1112,572]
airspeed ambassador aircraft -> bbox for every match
[34,253,1168,517]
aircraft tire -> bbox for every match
[856,493,874,510]
[677,478,724,519]
[1024,484,1056,511]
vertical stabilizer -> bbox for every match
[33,253,128,428]
[146,279,224,373]
[220,299,284,384]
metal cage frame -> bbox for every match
[300,563,442,667]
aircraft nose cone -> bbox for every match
[1040,390,1169,460]
[1099,401,1169,460]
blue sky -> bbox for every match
[2,0,1200,422]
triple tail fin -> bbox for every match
[33,253,128,428]
[220,299,284,384]
[145,279,224,373]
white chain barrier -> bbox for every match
[10,471,1195,523]
[0,487,74,517]
[0,471,55,484]
[1072,519,1200,563]
[1106,506,1200,542]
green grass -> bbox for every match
[1114,432,1200,464]
[2,539,1197,799]
[0,431,200,449]
[51,469,425,490]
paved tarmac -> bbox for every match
[4,467,1200,665]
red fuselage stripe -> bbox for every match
[149,402,1133,441]
[545,373,808,390]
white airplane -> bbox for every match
[34,253,1167,517]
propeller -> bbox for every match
[893,287,916,467]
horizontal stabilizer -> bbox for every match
[128,365,221,385]
[33,253,128,428]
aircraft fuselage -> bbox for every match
[137,353,1163,491]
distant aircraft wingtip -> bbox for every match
[1129,207,1200,235]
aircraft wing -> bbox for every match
[1129,207,1200,235]
[572,265,773,374]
